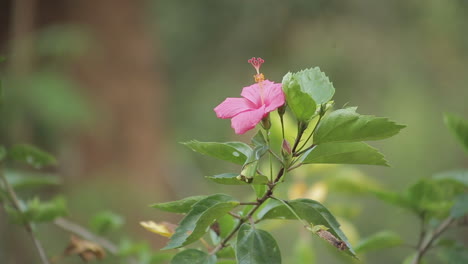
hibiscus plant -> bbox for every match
[143,58,406,264]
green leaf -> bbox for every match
[5,170,61,191]
[0,146,6,161]
[171,249,216,264]
[451,193,468,218]
[252,130,267,147]
[433,170,468,187]
[89,211,124,234]
[313,107,405,144]
[282,73,317,122]
[294,67,335,105]
[259,198,355,257]
[217,260,237,264]
[354,231,403,254]
[236,224,281,264]
[216,246,236,259]
[151,195,207,214]
[444,113,468,153]
[216,213,237,239]
[182,141,252,165]
[369,189,413,210]
[206,173,269,185]
[301,142,388,166]
[164,194,239,249]
[406,178,463,217]
[20,196,67,223]
[282,68,334,122]
[252,184,267,198]
[8,144,57,168]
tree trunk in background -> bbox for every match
[65,0,170,191]
[1,0,171,259]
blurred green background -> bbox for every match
[0,0,467,263]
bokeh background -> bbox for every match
[0,0,467,263]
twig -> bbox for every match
[411,217,454,264]
[210,167,285,255]
[228,212,242,219]
[291,123,305,153]
[0,163,51,264]
[53,218,118,253]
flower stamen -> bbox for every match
[248,57,265,83]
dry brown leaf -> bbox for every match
[63,235,106,262]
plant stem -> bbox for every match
[279,114,285,141]
[296,113,323,153]
[411,217,454,264]
[291,123,305,153]
[266,129,273,182]
[293,144,316,157]
[0,163,51,264]
[210,167,285,255]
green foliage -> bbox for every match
[236,224,281,264]
[151,195,207,214]
[406,178,463,217]
[171,249,217,264]
[444,112,468,153]
[25,196,67,222]
[370,177,465,218]
[118,239,173,264]
[313,107,406,144]
[433,170,468,187]
[354,231,403,254]
[252,130,267,146]
[182,141,252,165]
[89,211,124,234]
[152,63,405,262]
[450,193,468,219]
[259,198,355,257]
[282,68,334,122]
[164,194,239,249]
[252,184,267,198]
[301,142,388,166]
[369,189,414,210]
[18,70,94,129]
[215,213,237,239]
[8,144,57,168]
[5,196,67,224]
[5,170,61,191]
[206,173,269,185]
[436,241,468,264]
[282,74,317,122]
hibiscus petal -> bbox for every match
[240,83,262,106]
[214,97,255,119]
[230,105,266,134]
[262,81,285,113]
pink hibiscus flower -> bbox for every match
[214,58,285,134]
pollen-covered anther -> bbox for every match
[254,73,265,83]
